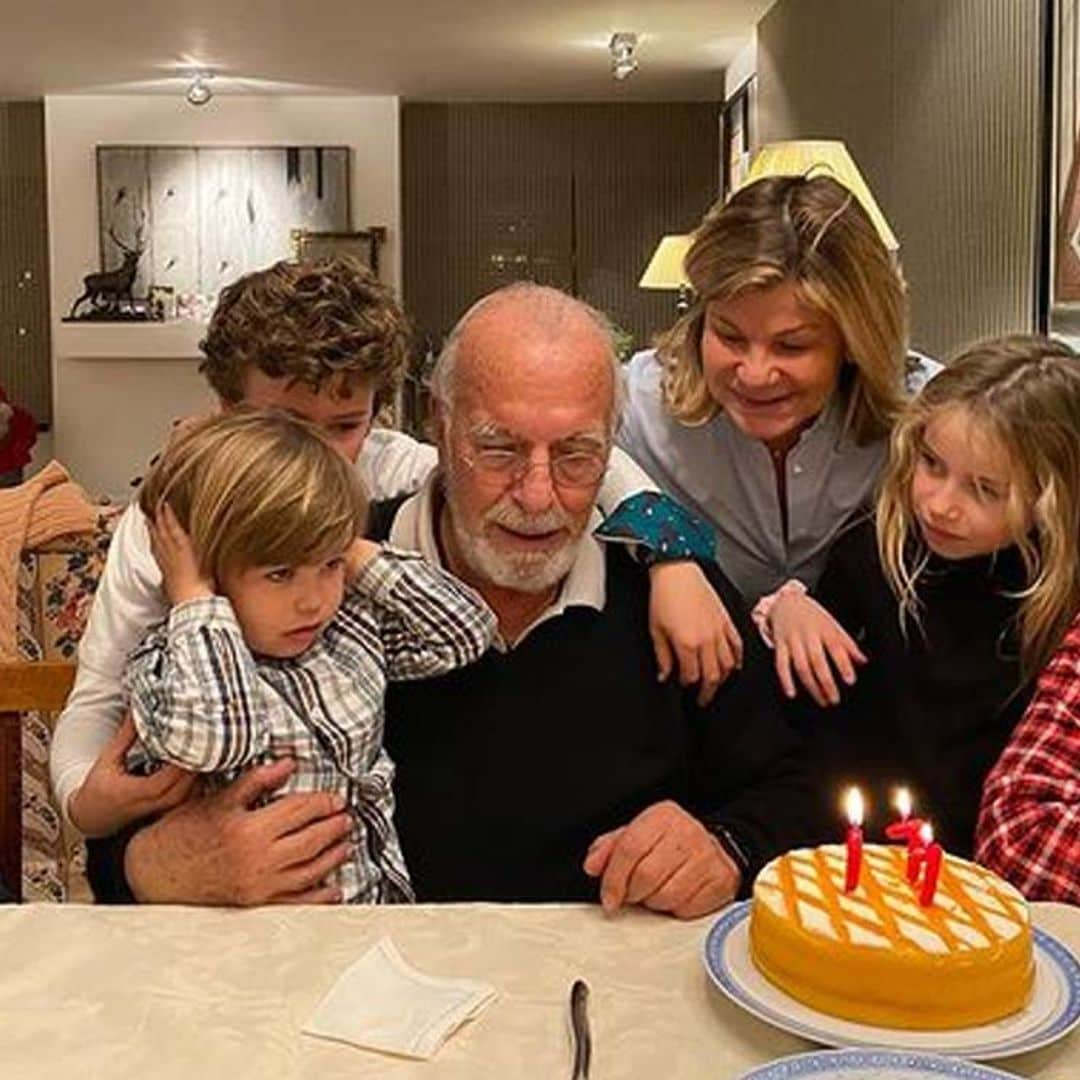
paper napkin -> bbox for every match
[303,937,496,1060]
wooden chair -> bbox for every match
[0,661,75,901]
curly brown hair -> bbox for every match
[198,256,410,406]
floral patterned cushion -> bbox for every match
[16,507,121,902]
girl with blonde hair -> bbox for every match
[761,335,1080,855]
[69,408,496,903]
[620,174,938,608]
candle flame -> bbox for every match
[895,787,912,820]
[919,822,933,844]
[845,786,864,826]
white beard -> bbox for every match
[443,476,584,594]
[449,517,580,592]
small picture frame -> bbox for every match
[292,227,386,279]
[148,285,176,321]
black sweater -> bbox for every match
[798,518,1033,857]
[382,540,818,902]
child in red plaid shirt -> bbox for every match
[976,611,1080,903]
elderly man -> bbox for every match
[83,281,814,915]
[370,283,814,915]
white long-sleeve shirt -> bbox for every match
[50,427,660,821]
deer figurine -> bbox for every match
[68,221,146,318]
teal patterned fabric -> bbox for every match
[595,491,715,565]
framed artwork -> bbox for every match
[1056,134,1080,303]
[721,79,755,197]
[292,227,386,278]
[96,145,351,301]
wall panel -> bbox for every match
[0,101,52,426]
[403,103,719,359]
[757,0,1041,357]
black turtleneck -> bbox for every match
[795,517,1032,857]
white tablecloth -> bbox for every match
[1,900,1076,1079]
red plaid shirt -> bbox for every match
[976,613,1080,903]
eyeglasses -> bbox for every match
[460,444,609,488]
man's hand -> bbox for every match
[582,800,741,919]
[648,561,743,706]
[124,758,353,906]
[70,715,198,837]
[769,591,866,706]
[149,502,215,605]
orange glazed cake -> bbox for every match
[749,844,1034,1029]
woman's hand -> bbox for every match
[648,561,743,706]
[149,502,214,605]
[769,591,866,706]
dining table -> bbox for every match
[1,899,1077,1079]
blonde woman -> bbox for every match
[620,175,938,608]
[762,336,1080,855]
[70,409,497,904]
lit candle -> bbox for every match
[907,821,932,883]
[844,787,864,893]
[918,833,944,907]
[884,787,925,845]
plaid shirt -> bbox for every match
[125,547,496,904]
[975,613,1080,904]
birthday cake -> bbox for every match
[749,844,1035,1029]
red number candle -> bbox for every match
[907,821,932,883]
[918,835,944,907]
[844,787,864,893]
[885,787,926,847]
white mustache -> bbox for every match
[485,502,571,535]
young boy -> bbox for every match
[119,409,496,902]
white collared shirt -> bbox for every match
[389,474,606,651]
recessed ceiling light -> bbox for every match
[609,33,639,81]
[186,71,213,106]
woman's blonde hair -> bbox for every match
[139,409,367,582]
[877,334,1080,680]
[660,175,909,444]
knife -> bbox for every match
[570,978,591,1079]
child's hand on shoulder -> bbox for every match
[769,591,867,707]
[150,502,215,605]
[345,537,382,580]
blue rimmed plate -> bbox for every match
[704,901,1080,1061]
[735,1048,1023,1080]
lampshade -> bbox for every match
[743,140,898,252]
[638,234,692,289]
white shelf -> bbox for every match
[54,320,208,360]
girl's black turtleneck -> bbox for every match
[798,517,1032,857]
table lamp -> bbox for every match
[743,139,898,253]
[639,234,693,313]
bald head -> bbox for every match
[430,283,622,430]
[432,284,621,599]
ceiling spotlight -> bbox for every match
[186,71,213,107]
[609,32,639,81]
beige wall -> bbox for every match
[757,0,1042,360]
[45,95,400,501]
